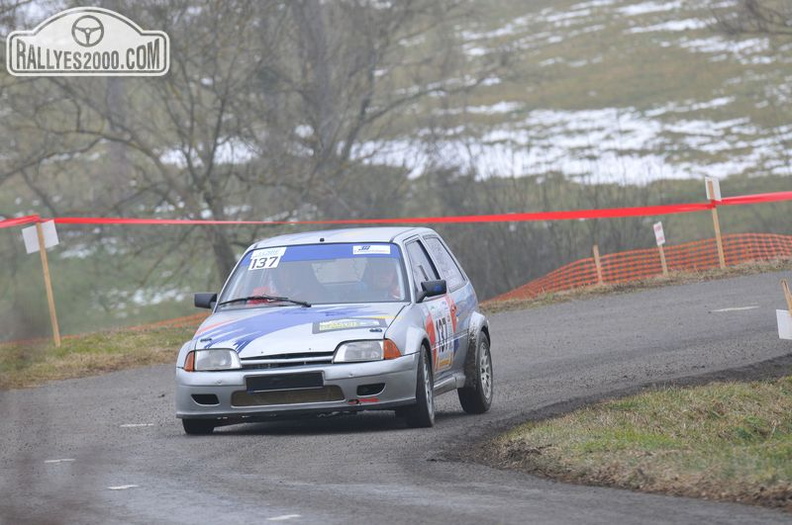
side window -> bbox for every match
[405,240,439,292]
[424,236,466,291]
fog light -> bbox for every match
[357,383,385,396]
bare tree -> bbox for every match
[1,0,495,282]
[715,0,792,35]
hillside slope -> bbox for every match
[362,0,792,184]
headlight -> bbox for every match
[333,340,401,363]
[185,349,241,371]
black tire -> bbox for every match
[404,348,435,428]
[458,332,493,414]
[182,418,215,435]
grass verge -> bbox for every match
[486,379,792,511]
[0,325,195,389]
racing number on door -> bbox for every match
[433,299,454,371]
[435,316,451,366]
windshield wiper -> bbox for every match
[217,295,311,308]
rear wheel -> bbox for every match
[458,333,493,414]
[404,348,435,428]
[182,418,216,435]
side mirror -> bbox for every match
[417,280,447,303]
[194,292,217,309]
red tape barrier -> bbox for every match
[1,191,791,230]
[0,215,43,229]
[719,191,792,206]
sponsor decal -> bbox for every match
[7,6,169,76]
[313,318,387,333]
[352,245,391,255]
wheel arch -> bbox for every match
[463,311,490,388]
[403,325,432,357]
[469,311,490,346]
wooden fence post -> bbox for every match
[658,244,669,277]
[36,221,61,347]
[592,244,604,286]
[783,279,792,313]
[707,179,726,269]
[653,221,668,277]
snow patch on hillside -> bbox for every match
[354,103,792,183]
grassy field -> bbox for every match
[0,322,197,390]
[488,378,792,510]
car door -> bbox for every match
[404,239,456,381]
[421,234,474,374]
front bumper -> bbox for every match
[175,353,418,420]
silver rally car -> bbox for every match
[175,227,493,434]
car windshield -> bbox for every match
[217,243,409,307]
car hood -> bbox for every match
[192,303,405,358]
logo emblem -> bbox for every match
[6,7,169,76]
[71,15,104,47]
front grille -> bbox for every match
[231,386,344,407]
[240,352,335,370]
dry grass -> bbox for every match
[488,379,792,510]
[0,325,195,389]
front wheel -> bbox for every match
[404,348,435,428]
[458,333,493,414]
[182,418,215,435]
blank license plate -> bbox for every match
[246,373,323,392]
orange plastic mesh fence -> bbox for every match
[489,233,792,303]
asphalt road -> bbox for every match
[2,271,791,524]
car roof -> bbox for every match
[251,227,437,249]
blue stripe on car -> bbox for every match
[196,305,393,352]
